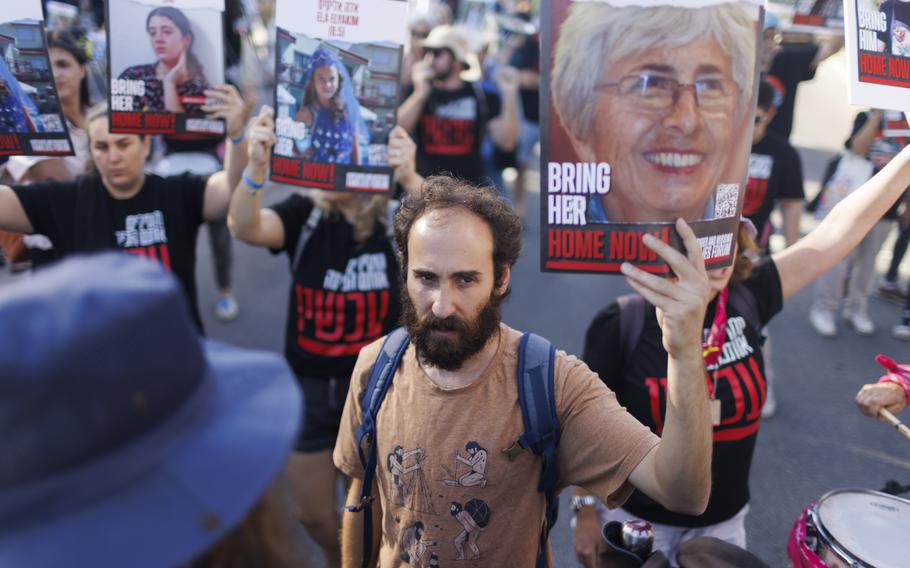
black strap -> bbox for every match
[348,327,410,568]
[291,206,322,274]
[514,332,560,568]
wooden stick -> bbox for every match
[880,408,910,442]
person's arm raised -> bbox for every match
[0,185,32,233]
[773,142,910,301]
[487,66,520,152]
[623,219,713,515]
[200,84,251,221]
[397,60,432,135]
[227,105,286,249]
[388,125,423,195]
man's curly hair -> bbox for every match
[394,176,523,297]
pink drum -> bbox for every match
[789,489,910,567]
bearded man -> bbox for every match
[334,176,716,566]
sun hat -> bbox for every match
[0,252,302,568]
[423,25,478,72]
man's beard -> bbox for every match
[434,62,455,82]
[401,289,503,371]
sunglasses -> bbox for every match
[426,47,454,59]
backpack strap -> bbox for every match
[346,327,410,568]
[617,294,647,365]
[513,332,560,568]
[291,205,322,274]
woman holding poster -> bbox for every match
[228,106,421,566]
[293,47,362,165]
[573,122,910,566]
[118,6,211,114]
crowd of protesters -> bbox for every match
[1,1,910,568]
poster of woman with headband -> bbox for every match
[271,0,408,193]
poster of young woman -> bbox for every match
[844,0,910,110]
[106,0,225,135]
[0,2,75,157]
[271,0,408,193]
[541,0,763,274]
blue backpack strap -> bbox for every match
[514,332,560,568]
[345,327,410,568]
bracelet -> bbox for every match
[243,168,265,192]
[878,374,910,403]
[230,127,246,145]
[571,495,598,513]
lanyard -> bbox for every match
[703,287,729,398]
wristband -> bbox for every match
[243,168,265,192]
[571,495,598,513]
[230,127,246,145]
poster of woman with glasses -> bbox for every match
[270,0,407,193]
[542,0,762,273]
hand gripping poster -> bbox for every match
[271,0,408,193]
[107,0,225,135]
[0,2,75,156]
[541,0,763,274]
[845,0,910,109]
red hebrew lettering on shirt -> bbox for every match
[419,115,476,155]
[294,252,392,357]
[124,244,172,271]
[646,354,766,442]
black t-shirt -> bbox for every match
[583,260,784,527]
[269,194,401,379]
[413,82,501,185]
[13,173,208,330]
[767,44,819,140]
[745,131,805,246]
[847,111,910,219]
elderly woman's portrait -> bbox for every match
[551,1,758,224]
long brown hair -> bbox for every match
[730,223,758,285]
[312,191,390,243]
[302,67,346,120]
[147,6,205,79]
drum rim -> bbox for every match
[810,488,910,568]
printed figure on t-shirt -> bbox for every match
[450,499,490,560]
[399,521,438,567]
[442,441,488,487]
[387,445,437,515]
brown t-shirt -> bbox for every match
[334,324,660,567]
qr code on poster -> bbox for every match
[714,184,739,218]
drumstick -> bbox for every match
[880,408,910,442]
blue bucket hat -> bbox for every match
[0,253,302,567]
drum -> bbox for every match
[789,489,910,568]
